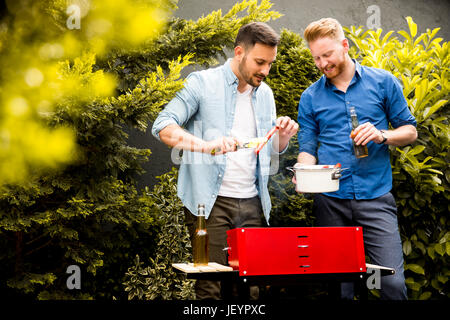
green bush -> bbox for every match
[0,53,190,299]
[123,168,195,300]
[102,0,282,92]
[0,0,188,300]
[345,17,449,300]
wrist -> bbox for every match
[201,140,212,154]
[378,130,388,144]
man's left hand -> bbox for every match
[276,116,299,139]
[352,122,384,145]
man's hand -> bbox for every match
[351,123,418,147]
[159,124,241,155]
[292,152,317,193]
[277,116,299,139]
[274,116,299,152]
[351,122,383,145]
[204,136,240,155]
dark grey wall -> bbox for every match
[175,0,449,40]
[132,0,450,189]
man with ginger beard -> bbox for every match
[294,18,417,300]
[152,22,298,299]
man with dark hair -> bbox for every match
[234,21,280,48]
[152,22,298,299]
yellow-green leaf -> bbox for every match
[435,243,445,256]
[403,240,412,255]
[406,16,417,38]
[407,263,425,275]
[419,291,432,300]
[423,99,448,120]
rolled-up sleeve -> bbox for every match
[385,73,417,128]
[151,73,203,140]
[297,90,319,157]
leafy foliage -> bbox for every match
[0,0,168,185]
[123,168,195,300]
[102,0,283,91]
[345,17,449,300]
[0,0,188,299]
[0,51,193,299]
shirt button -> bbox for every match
[218,174,222,177]
[212,195,216,198]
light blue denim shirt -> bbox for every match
[152,59,285,224]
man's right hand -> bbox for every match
[159,125,241,155]
[204,137,241,155]
[293,153,317,193]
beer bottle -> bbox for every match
[193,204,209,266]
[350,107,369,158]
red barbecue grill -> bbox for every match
[172,226,395,300]
[226,227,366,276]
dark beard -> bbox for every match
[238,56,264,87]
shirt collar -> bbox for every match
[353,59,362,78]
[224,58,239,86]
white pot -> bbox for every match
[287,164,345,193]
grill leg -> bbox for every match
[237,280,251,300]
[357,277,368,300]
[328,281,341,300]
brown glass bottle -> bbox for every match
[193,204,209,266]
[350,107,369,158]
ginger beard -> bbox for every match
[320,49,346,79]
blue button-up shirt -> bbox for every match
[152,59,284,223]
[297,60,416,200]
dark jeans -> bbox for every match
[313,192,407,300]
[184,195,266,300]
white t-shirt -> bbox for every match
[218,87,258,198]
